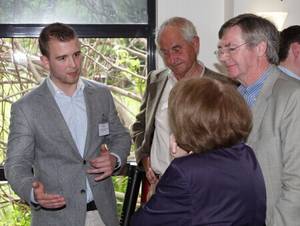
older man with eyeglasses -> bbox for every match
[217,13,300,226]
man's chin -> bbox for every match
[63,78,79,86]
[66,74,80,83]
[226,70,239,80]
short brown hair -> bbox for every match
[279,25,300,62]
[168,77,252,153]
[38,22,77,57]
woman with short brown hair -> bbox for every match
[169,77,252,154]
[131,77,266,226]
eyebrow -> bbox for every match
[55,50,81,59]
[55,54,67,60]
[217,43,233,49]
[160,44,182,51]
[74,50,81,55]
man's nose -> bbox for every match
[166,52,178,65]
[68,57,76,68]
[217,52,229,64]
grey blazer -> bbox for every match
[131,67,236,164]
[4,79,131,226]
[247,66,300,226]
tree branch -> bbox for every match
[107,85,141,102]
[82,42,145,80]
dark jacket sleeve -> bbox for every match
[130,160,191,226]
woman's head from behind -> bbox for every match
[168,77,252,154]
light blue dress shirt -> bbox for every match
[238,66,273,108]
[46,77,94,203]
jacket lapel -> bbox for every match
[83,83,96,157]
[36,80,82,159]
[146,70,169,132]
[247,66,279,144]
[83,81,109,159]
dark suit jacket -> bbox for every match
[132,67,236,164]
[5,78,131,226]
[131,143,266,226]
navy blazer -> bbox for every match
[131,143,266,226]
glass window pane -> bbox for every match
[0,0,148,24]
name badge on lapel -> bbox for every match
[99,123,109,136]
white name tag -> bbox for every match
[98,123,109,136]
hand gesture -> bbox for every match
[32,181,65,209]
[87,144,117,181]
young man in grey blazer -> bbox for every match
[4,23,131,226]
[217,14,300,225]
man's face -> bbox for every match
[158,26,199,79]
[217,25,258,85]
[41,38,82,91]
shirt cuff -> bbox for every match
[30,188,38,203]
[110,152,121,170]
[30,188,40,209]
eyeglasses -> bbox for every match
[214,42,248,57]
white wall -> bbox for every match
[233,0,300,30]
[157,0,225,71]
[156,0,300,72]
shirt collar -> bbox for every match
[47,76,85,97]
[239,66,272,93]
[238,66,273,107]
[278,65,300,80]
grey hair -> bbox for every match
[218,13,279,65]
[155,17,198,47]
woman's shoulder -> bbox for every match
[171,143,257,172]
